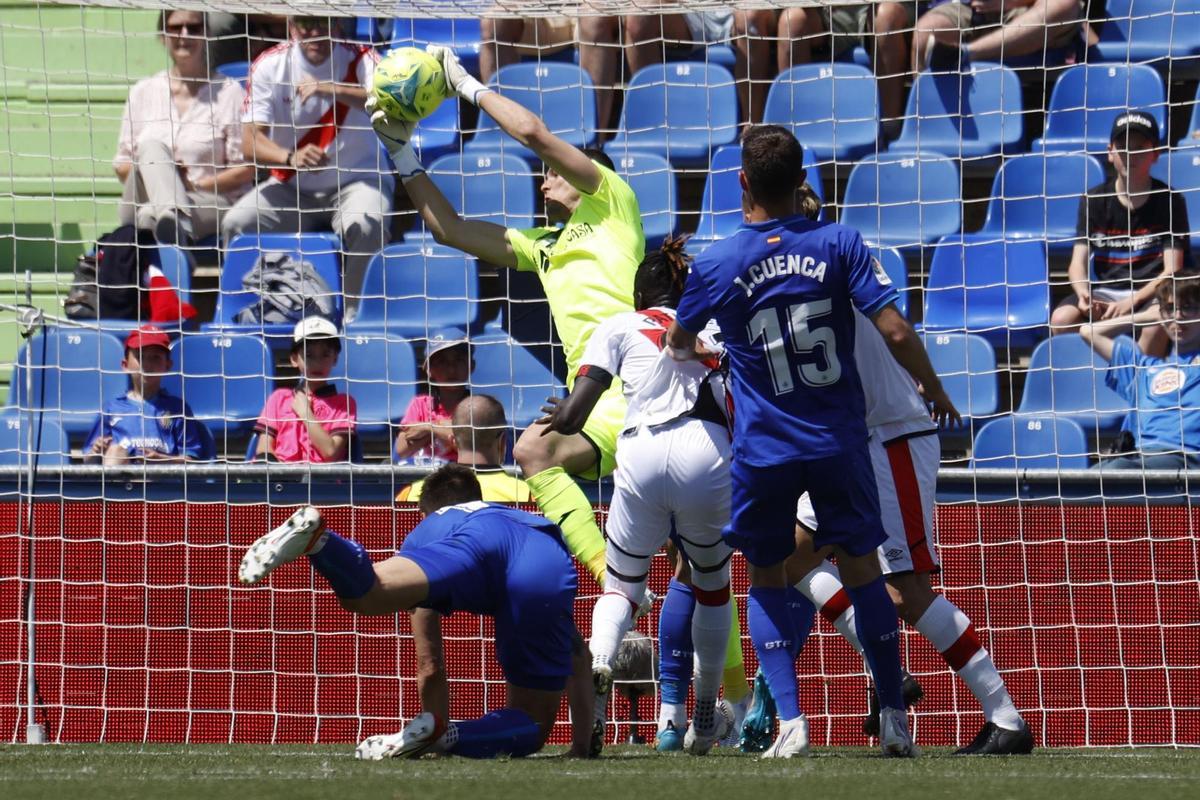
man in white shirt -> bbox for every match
[221,16,393,303]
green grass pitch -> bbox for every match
[2,745,1198,800]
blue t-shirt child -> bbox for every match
[1106,335,1200,455]
[84,390,214,461]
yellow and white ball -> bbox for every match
[371,47,447,122]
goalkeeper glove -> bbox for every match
[364,93,424,182]
[427,44,490,105]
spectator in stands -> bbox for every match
[394,327,473,464]
[221,15,392,304]
[254,317,356,462]
[913,0,1083,71]
[1081,270,1200,470]
[397,394,531,502]
[206,12,290,67]
[1051,111,1188,357]
[579,9,778,130]
[114,10,254,247]
[83,326,214,464]
[776,4,912,136]
[478,17,577,83]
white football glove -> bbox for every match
[364,93,424,182]
[426,44,489,105]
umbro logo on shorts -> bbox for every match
[885,548,905,562]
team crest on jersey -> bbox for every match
[1151,368,1184,395]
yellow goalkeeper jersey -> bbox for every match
[506,164,645,386]
[397,466,532,504]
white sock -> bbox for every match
[658,702,686,731]
[914,595,1023,730]
[795,561,864,656]
[691,598,732,735]
[590,592,634,671]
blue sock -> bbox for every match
[658,579,695,705]
[846,576,904,711]
[447,708,543,758]
[747,586,800,720]
[306,531,376,599]
[786,586,816,661]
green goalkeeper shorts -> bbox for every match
[577,381,625,481]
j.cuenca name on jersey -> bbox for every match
[733,254,828,298]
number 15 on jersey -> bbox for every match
[747,298,842,394]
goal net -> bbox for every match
[1,0,1198,748]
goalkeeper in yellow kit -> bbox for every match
[366,45,752,730]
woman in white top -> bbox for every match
[114,10,254,245]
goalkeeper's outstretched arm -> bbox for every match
[428,45,602,196]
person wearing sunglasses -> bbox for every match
[113,10,254,248]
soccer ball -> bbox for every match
[371,47,447,122]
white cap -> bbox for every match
[292,316,339,343]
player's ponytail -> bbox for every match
[798,183,822,222]
[634,234,693,310]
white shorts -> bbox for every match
[685,11,734,45]
[606,418,733,575]
[796,431,941,575]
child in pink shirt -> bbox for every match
[254,317,356,462]
[394,326,473,464]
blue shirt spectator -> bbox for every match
[84,326,215,463]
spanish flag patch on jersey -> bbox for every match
[766,235,781,244]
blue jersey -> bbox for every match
[84,390,214,460]
[400,503,573,617]
[676,216,898,465]
[1107,336,1200,454]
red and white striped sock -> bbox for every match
[794,561,864,657]
[914,595,1022,730]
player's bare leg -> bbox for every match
[515,424,608,586]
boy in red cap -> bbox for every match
[253,317,357,462]
[84,325,215,463]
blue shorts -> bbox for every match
[725,448,886,567]
[408,532,578,692]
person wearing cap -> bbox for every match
[83,325,215,464]
[394,326,473,465]
[253,317,357,462]
[1051,110,1190,357]
[397,393,531,502]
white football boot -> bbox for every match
[879,708,920,758]
[355,712,449,760]
[238,506,326,585]
[684,699,734,756]
[719,693,751,748]
[761,714,810,759]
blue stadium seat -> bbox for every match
[979,153,1105,253]
[466,63,596,164]
[1016,334,1130,434]
[207,233,343,341]
[411,97,460,162]
[161,332,274,441]
[840,153,961,250]
[763,64,879,162]
[613,152,676,248]
[922,235,1049,349]
[890,63,1024,161]
[215,60,249,87]
[328,335,419,438]
[872,247,909,316]
[605,62,739,166]
[692,144,824,247]
[1032,64,1166,153]
[922,332,999,428]
[1150,150,1200,244]
[408,152,535,241]
[469,332,565,429]
[1093,0,1200,62]
[348,244,480,337]
[972,415,1091,469]
[0,407,69,465]
[384,18,482,67]
[9,328,127,440]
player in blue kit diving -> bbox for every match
[238,463,594,759]
[665,125,958,759]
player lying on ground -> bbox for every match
[238,463,594,759]
[666,126,958,758]
[540,236,735,755]
[741,187,1032,756]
